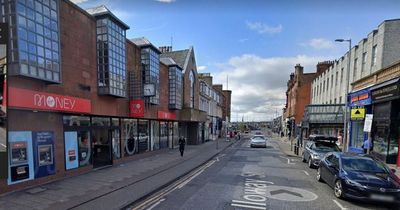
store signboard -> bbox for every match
[8,131,34,185]
[9,87,91,113]
[0,22,8,179]
[64,131,79,170]
[33,131,55,178]
[129,100,144,118]
[371,83,400,102]
[158,111,176,120]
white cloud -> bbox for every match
[302,38,335,50]
[198,65,207,71]
[70,0,89,4]
[238,38,249,43]
[212,54,332,121]
[155,0,176,3]
[246,21,283,35]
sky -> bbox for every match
[72,0,400,122]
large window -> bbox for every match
[96,17,126,97]
[371,45,377,66]
[141,48,160,104]
[189,70,195,108]
[168,65,183,109]
[10,0,61,82]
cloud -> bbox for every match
[198,65,207,71]
[212,54,332,121]
[301,38,335,50]
[246,21,283,35]
[155,0,176,3]
[69,0,89,4]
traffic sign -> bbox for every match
[351,107,365,120]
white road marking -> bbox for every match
[0,143,6,148]
[176,160,216,189]
[231,199,266,206]
[146,198,165,210]
[280,156,295,165]
[231,203,266,210]
[303,170,310,176]
[333,199,348,210]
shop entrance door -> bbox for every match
[92,129,112,168]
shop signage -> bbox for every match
[8,87,91,113]
[371,83,399,102]
[158,111,176,120]
[350,89,371,106]
[350,107,365,120]
[129,99,145,118]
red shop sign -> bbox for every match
[130,99,145,118]
[9,87,91,113]
[158,111,176,120]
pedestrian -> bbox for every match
[362,138,373,154]
[179,136,186,157]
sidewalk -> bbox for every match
[271,133,303,158]
[0,139,235,210]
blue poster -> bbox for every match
[64,132,78,170]
[8,131,34,185]
[33,131,55,178]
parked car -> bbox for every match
[250,135,267,148]
[317,152,400,204]
[302,139,340,168]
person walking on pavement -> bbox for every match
[362,138,373,154]
[179,136,186,157]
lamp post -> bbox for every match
[335,39,351,152]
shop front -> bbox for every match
[370,77,400,166]
[348,88,372,153]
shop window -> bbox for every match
[122,119,138,156]
[91,117,110,126]
[160,122,168,149]
[112,129,120,159]
[63,116,90,126]
[151,121,160,150]
[138,120,149,153]
[64,130,91,170]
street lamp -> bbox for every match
[335,38,351,152]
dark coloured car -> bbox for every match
[302,140,340,168]
[317,152,400,204]
[250,135,266,148]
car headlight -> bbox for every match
[344,178,366,188]
[311,153,320,159]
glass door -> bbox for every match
[92,128,112,168]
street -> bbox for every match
[130,134,398,210]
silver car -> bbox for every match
[250,135,267,148]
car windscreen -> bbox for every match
[251,137,265,142]
[342,157,388,173]
[314,142,340,152]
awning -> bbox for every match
[370,77,400,91]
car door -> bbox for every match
[326,155,340,187]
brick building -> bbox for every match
[284,63,331,137]
[0,0,219,194]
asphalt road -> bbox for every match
[136,134,398,210]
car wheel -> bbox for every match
[308,158,314,168]
[334,180,345,199]
[316,167,323,182]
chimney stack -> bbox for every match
[159,46,173,53]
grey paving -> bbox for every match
[0,139,234,210]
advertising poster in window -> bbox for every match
[8,131,34,185]
[64,131,78,170]
[0,22,8,179]
[33,131,55,178]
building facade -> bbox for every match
[350,60,400,167]
[0,0,226,194]
[312,19,400,105]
